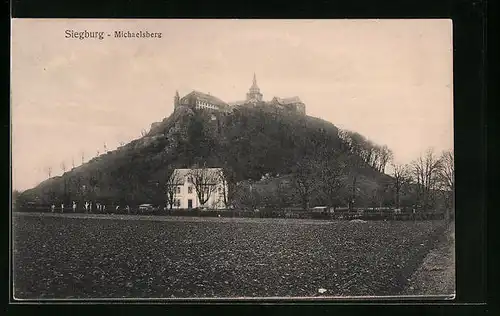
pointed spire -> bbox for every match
[250,73,259,90]
[247,72,263,102]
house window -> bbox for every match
[188,186,193,194]
[175,199,181,207]
[176,186,181,194]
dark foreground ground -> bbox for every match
[13,213,450,299]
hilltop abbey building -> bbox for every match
[173,74,306,115]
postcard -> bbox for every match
[11,19,454,300]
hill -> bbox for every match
[18,103,394,209]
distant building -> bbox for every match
[228,73,265,107]
[174,73,306,115]
[246,73,264,103]
[171,168,227,210]
[271,96,306,115]
[176,90,230,113]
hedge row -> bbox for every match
[15,205,445,221]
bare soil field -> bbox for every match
[12,212,449,299]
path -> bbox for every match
[402,221,455,298]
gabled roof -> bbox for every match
[181,90,229,108]
[272,96,303,105]
[173,168,223,182]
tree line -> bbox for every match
[228,145,453,219]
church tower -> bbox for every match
[246,73,263,103]
[174,90,180,109]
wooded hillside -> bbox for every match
[18,103,397,209]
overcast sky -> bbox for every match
[11,19,453,191]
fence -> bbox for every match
[14,203,446,221]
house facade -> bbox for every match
[171,168,228,210]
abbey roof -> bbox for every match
[272,96,303,105]
[181,90,229,108]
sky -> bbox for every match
[11,19,453,191]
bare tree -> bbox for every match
[45,166,52,179]
[391,162,411,209]
[74,175,84,201]
[338,129,351,152]
[360,139,376,165]
[188,167,219,207]
[368,145,381,169]
[81,151,85,165]
[378,145,393,173]
[411,148,442,211]
[275,180,292,210]
[438,149,454,222]
[340,129,380,209]
[341,130,366,157]
[318,151,348,210]
[233,181,262,211]
[339,128,393,173]
[72,157,75,169]
[346,155,364,211]
[375,181,391,209]
[217,168,233,209]
[59,161,68,203]
[292,158,318,211]
[103,142,108,153]
[369,188,380,211]
[165,169,182,210]
[438,150,454,192]
[88,170,102,202]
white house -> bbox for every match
[170,168,228,210]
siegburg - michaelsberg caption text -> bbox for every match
[65,30,163,40]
